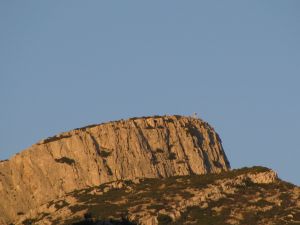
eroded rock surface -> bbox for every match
[0,115,230,224]
[14,167,300,225]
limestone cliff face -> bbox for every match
[0,115,230,224]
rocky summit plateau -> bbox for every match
[0,115,299,225]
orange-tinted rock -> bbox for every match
[0,115,230,224]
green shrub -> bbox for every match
[168,153,176,160]
[55,157,75,165]
[99,151,111,158]
[157,214,172,225]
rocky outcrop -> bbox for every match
[0,115,230,224]
[14,167,300,225]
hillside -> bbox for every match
[0,115,230,224]
[14,167,300,225]
[2,115,298,225]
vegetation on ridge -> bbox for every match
[16,166,300,225]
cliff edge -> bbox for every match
[0,115,230,224]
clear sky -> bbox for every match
[1,1,299,185]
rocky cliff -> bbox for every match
[0,115,230,224]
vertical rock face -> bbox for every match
[0,115,230,224]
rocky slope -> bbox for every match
[14,167,300,225]
[0,115,230,224]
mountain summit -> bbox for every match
[0,115,230,224]
[3,115,298,225]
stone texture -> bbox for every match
[15,167,300,225]
[0,115,230,224]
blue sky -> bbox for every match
[1,1,299,184]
